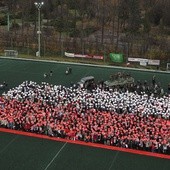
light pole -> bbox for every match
[7,12,10,31]
[34,2,44,57]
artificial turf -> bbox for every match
[0,131,170,170]
[0,57,169,94]
[0,57,170,170]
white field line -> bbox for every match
[44,142,67,170]
[0,135,18,154]
[0,56,170,74]
[108,151,119,170]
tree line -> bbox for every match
[0,0,169,61]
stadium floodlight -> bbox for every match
[34,2,44,57]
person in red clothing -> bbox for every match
[1,80,170,154]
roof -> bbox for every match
[80,76,94,82]
[77,76,94,85]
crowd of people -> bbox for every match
[0,80,169,154]
[105,73,166,97]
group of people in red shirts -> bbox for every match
[0,81,169,154]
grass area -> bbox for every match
[0,58,170,170]
[0,57,169,93]
[0,132,169,170]
[0,50,167,71]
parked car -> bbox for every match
[77,76,94,88]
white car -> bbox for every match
[77,76,94,88]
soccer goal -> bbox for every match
[4,50,18,57]
[167,63,170,71]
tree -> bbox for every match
[162,0,170,26]
[126,0,141,34]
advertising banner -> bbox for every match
[148,60,160,65]
[140,61,147,66]
[110,53,123,63]
[93,55,104,60]
[64,52,74,57]
[128,58,141,62]
[65,52,103,60]
[74,54,86,58]
[128,57,160,66]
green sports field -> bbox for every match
[0,57,169,93]
[0,132,170,170]
[0,57,170,170]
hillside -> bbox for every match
[0,0,169,62]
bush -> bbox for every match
[0,16,7,25]
[69,29,81,37]
[11,22,20,29]
[84,27,98,36]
